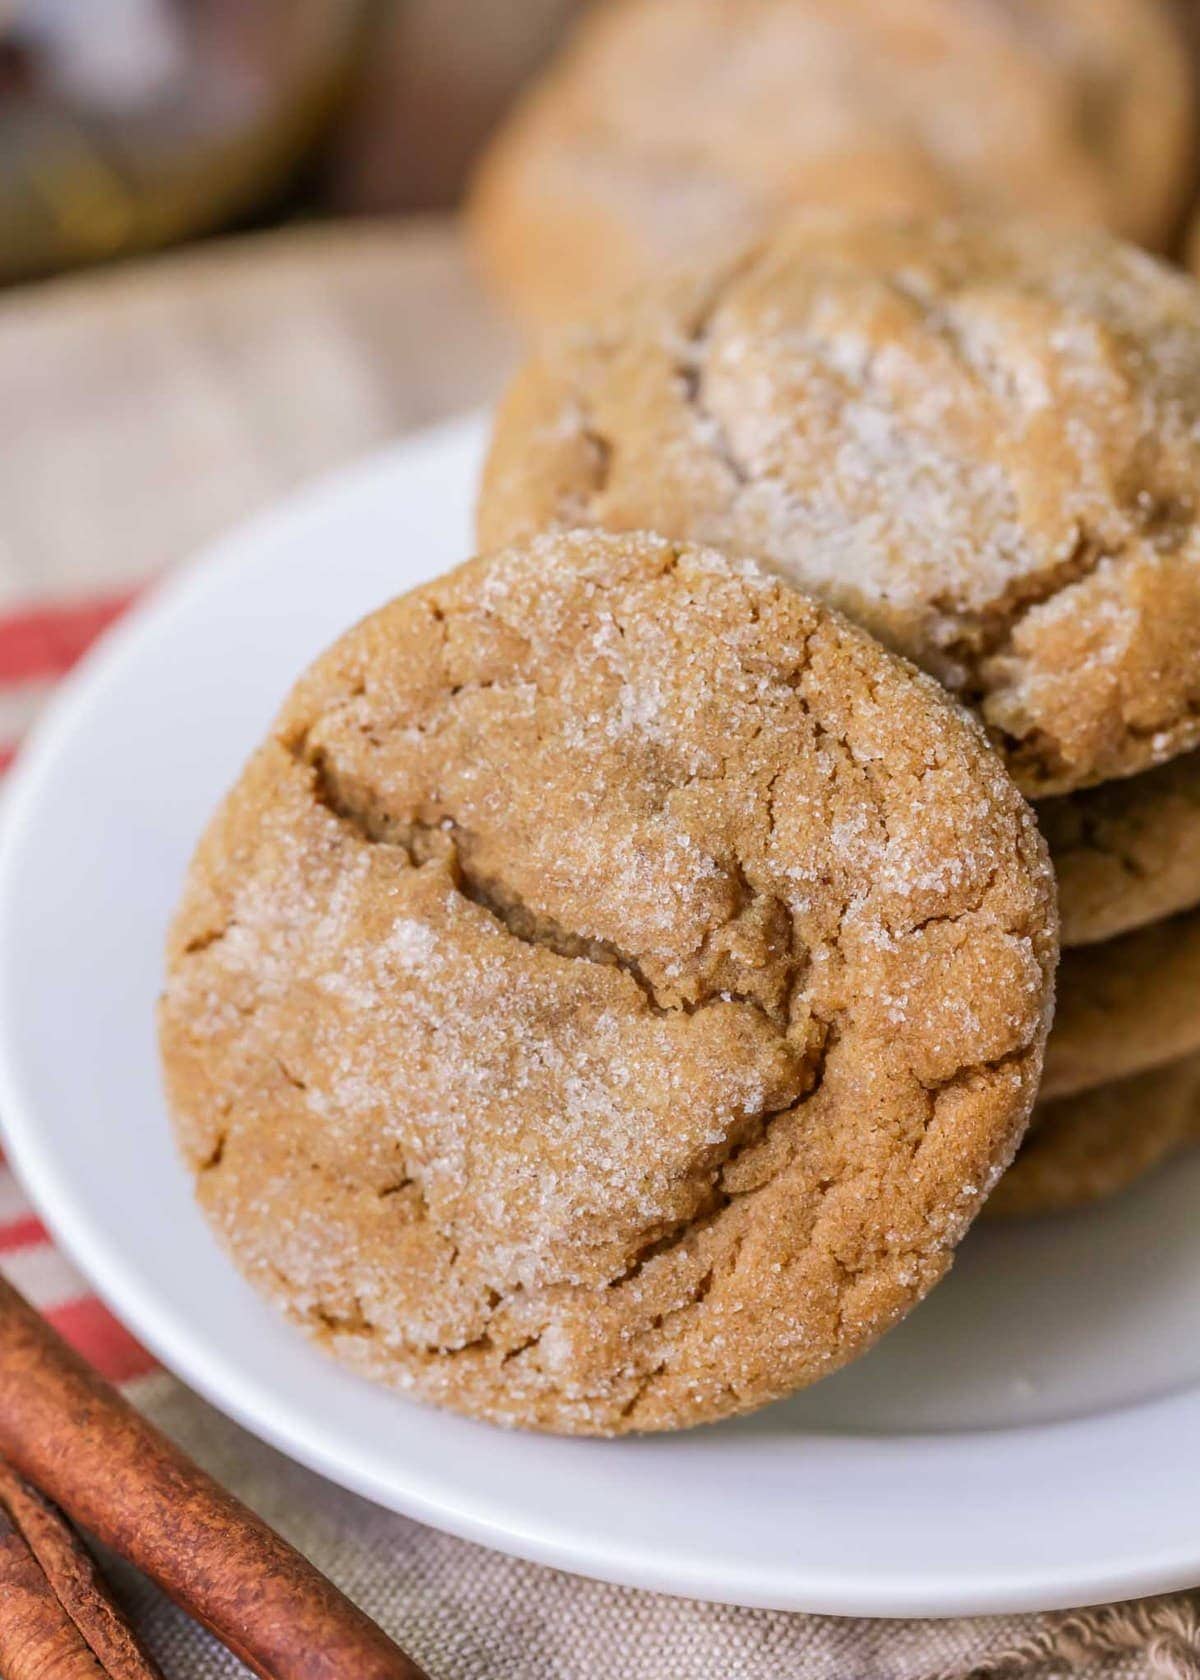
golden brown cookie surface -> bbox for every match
[469,0,1194,326]
[987,1052,1200,1219]
[480,216,1200,796]
[1042,907,1200,1100]
[1187,212,1200,279]
[160,531,1056,1434]
[1040,750,1200,947]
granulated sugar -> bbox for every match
[480,216,1200,794]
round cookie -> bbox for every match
[480,215,1200,796]
[1042,907,1200,1101]
[1040,749,1200,947]
[159,530,1056,1436]
[986,1052,1200,1219]
[469,0,1194,326]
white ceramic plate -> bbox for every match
[1,412,1199,1617]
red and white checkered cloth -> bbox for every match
[0,588,158,1386]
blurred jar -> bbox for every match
[0,0,367,284]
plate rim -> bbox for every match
[1,413,1199,1618]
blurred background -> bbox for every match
[0,0,585,286]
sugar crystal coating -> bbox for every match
[481,216,1200,795]
[160,531,1056,1433]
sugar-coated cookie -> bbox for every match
[1039,750,1200,947]
[987,1053,1200,1219]
[160,531,1055,1434]
[1042,908,1200,1101]
[470,0,1193,325]
[481,216,1200,795]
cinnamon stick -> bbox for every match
[0,1498,109,1680]
[0,1460,164,1680]
[0,1277,429,1680]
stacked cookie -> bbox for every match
[477,214,1200,1218]
[468,0,1194,327]
[1004,768,1200,1214]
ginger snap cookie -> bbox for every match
[159,531,1056,1435]
[468,0,1194,326]
[480,215,1200,796]
[987,1052,1200,1219]
[1039,749,1200,947]
[1042,907,1200,1101]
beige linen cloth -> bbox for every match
[103,1374,1194,1680]
[3,222,1198,1680]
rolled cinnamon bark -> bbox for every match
[0,1460,164,1680]
[0,1276,429,1680]
[0,1499,109,1680]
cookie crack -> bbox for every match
[931,523,1115,687]
[605,1046,831,1297]
[292,730,809,1030]
[562,246,771,524]
[273,1057,308,1093]
[449,854,673,1015]
[1005,689,1200,790]
[673,251,769,492]
[182,924,232,956]
[303,1268,546,1364]
[197,1130,227,1174]
[377,1176,415,1199]
[900,861,1004,941]
[298,738,427,851]
[617,1359,669,1422]
[578,423,612,503]
[311,1297,373,1338]
[676,343,749,491]
[916,1040,1031,1101]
